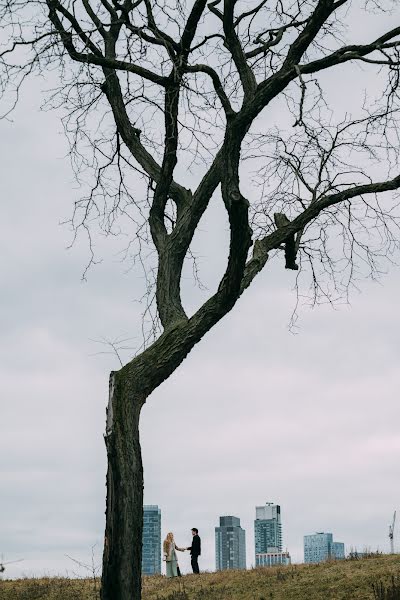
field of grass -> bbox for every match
[1,555,400,600]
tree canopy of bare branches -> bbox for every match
[1,0,400,598]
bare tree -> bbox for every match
[1,0,400,598]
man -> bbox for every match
[187,527,201,574]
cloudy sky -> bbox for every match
[1,2,400,580]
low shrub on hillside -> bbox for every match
[372,575,400,600]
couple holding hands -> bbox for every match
[163,528,201,577]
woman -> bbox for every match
[163,532,184,577]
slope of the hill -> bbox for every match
[1,555,399,600]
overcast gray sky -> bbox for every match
[1,3,400,580]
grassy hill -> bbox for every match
[1,555,400,600]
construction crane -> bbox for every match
[389,511,396,554]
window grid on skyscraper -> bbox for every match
[142,505,161,575]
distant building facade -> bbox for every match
[215,516,246,570]
[254,503,283,557]
[332,542,345,560]
[142,505,161,575]
[304,533,345,564]
[256,552,291,567]
[304,532,332,563]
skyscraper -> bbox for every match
[142,505,161,575]
[254,502,282,555]
[215,516,246,570]
[304,533,345,563]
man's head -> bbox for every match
[191,528,198,536]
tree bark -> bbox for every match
[101,369,145,600]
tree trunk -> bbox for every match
[101,370,145,600]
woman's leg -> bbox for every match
[171,560,178,577]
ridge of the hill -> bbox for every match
[1,555,399,599]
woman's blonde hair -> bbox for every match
[163,532,174,553]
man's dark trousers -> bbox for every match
[191,555,200,574]
[189,533,201,573]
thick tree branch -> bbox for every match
[184,63,235,116]
[223,0,257,98]
[101,70,189,207]
[47,0,170,85]
[235,1,347,127]
[300,27,400,74]
[82,0,107,39]
[150,0,210,329]
[274,212,299,270]
[282,0,344,68]
[143,0,179,57]
[47,0,103,56]
[241,175,400,291]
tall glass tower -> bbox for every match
[254,502,282,555]
[215,516,246,570]
[142,505,161,575]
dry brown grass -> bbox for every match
[0,577,96,600]
[1,555,399,600]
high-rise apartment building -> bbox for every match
[254,502,282,557]
[332,541,345,560]
[142,505,161,575]
[304,532,345,563]
[304,532,332,563]
[215,516,246,570]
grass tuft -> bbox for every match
[372,575,400,600]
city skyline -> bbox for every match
[151,501,369,573]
